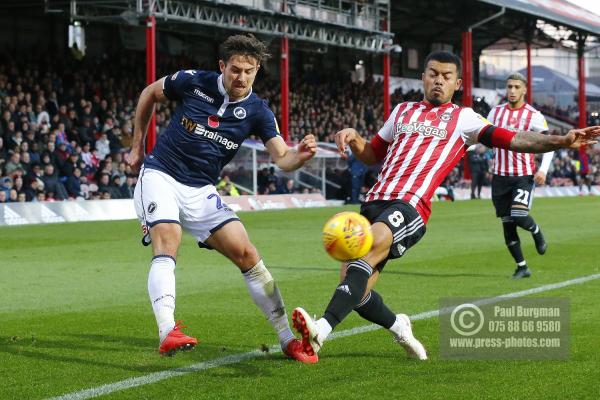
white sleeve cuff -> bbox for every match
[538,151,555,174]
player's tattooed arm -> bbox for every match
[510,126,600,152]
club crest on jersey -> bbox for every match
[395,122,448,139]
[147,202,157,214]
[424,111,452,123]
[233,107,247,119]
[439,113,452,122]
[208,115,220,128]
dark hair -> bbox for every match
[506,72,527,85]
[220,34,270,65]
[424,51,462,77]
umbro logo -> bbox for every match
[336,284,352,295]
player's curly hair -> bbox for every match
[220,34,271,65]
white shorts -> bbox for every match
[134,167,239,245]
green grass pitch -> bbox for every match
[1,196,599,399]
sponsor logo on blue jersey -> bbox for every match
[181,115,239,150]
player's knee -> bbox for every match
[363,225,392,266]
[510,207,529,218]
[150,223,182,256]
[344,262,371,302]
[229,243,260,269]
[502,221,519,245]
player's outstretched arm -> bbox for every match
[334,128,379,165]
[479,125,600,153]
[509,126,600,153]
[265,134,317,171]
[125,78,168,172]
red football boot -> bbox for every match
[283,338,319,364]
[158,321,198,356]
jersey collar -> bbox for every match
[420,100,454,110]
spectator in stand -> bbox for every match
[13,175,24,196]
[54,142,70,169]
[41,164,68,200]
[78,118,95,145]
[109,175,124,199]
[97,173,115,198]
[107,126,124,154]
[65,167,83,198]
[5,152,22,176]
[280,178,298,194]
[257,167,269,194]
[44,142,60,168]
[62,152,80,177]
[95,132,111,160]
[267,166,279,189]
[120,174,136,199]
[216,174,240,197]
[112,161,127,183]
[8,188,17,202]
[0,175,12,196]
[347,153,367,204]
[80,142,97,169]
[0,137,8,167]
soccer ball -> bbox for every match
[322,212,373,261]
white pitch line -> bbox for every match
[48,273,600,400]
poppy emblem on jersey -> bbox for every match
[425,111,438,121]
[208,115,220,128]
[233,107,247,119]
[147,202,157,215]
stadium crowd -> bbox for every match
[0,53,598,204]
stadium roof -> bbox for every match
[391,0,599,54]
[477,0,600,36]
[517,65,600,100]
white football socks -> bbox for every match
[316,318,332,344]
[148,255,176,342]
[389,315,406,337]
[243,259,295,348]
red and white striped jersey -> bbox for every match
[366,101,490,223]
[487,103,548,176]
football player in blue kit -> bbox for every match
[126,34,318,362]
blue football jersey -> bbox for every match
[144,70,280,186]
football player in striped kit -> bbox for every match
[487,72,553,279]
[292,51,600,361]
